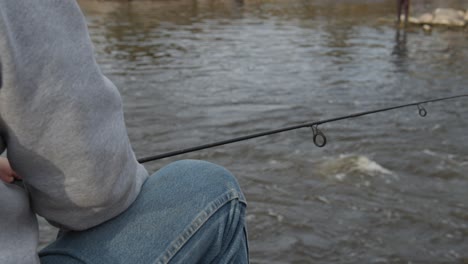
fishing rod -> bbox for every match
[138,94,468,164]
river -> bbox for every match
[39,0,468,263]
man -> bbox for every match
[0,1,248,263]
[397,0,410,25]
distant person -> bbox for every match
[0,1,248,263]
[397,0,410,25]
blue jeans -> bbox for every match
[39,160,249,263]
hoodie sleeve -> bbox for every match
[0,182,40,264]
[0,0,148,230]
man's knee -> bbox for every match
[158,159,245,203]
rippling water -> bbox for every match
[39,0,468,262]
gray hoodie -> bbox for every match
[0,1,149,262]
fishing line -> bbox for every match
[138,94,468,164]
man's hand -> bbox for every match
[0,157,21,183]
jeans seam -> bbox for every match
[39,250,86,263]
[153,189,243,264]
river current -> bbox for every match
[38,0,468,263]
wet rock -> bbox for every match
[408,16,420,24]
[418,13,434,24]
[432,8,465,26]
[408,8,467,27]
